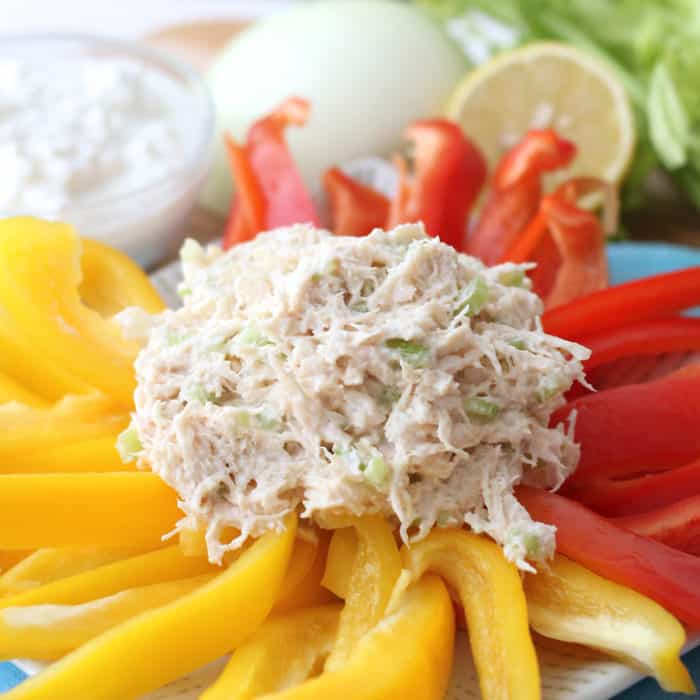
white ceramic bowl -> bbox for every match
[0,34,215,269]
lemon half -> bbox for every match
[446,42,635,185]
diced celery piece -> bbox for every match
[177,284,192,299]
[465,396,500,421]
[116,425,142,464]
[536,375,570,402]
[509,339,527,350]
[455,276,489,316]
[498,268,525,287]
[184,385,215,404]
[179,237,204,263]
[234,411,251,428]
[256,412,281,431]
[524,534,541,559]
[380,386,401,405]
[385,338,429,367]
[361,456,388,488]
[237,325,274,347]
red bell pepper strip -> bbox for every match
[245,97,319,230]
[223,97,319,249]
[387,119,486,250]
[516,485,700,629]
[564,457,700,517]
[614,494,700,556]
[503,177,612,309]
[222,135,267,246]
[323,167,390,236]
[554,364,700,487]
[536,193,608,309]
[542,266,700,339]
[579,317,700,372]
[465,130,575,265]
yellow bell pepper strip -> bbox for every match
[0,372,48,408]
[396,528,541,700]
[0,545,214,611]
[0,398,127,457]
[525,555,695,695]
[79,237,165,317]
[201,604,342,700]
[321,527,357,600]
[0,303,92,401]
[274,532,336,614]
[0,394,128,460]
[0,573,215,660]
[272,536,318,613]
[0,547,152,597]
[1,435,129,474]
[4,514,296,700]
[0,552,30,576]
[0,473,182,549]
[324,515,401,672]
[257,575,454,700]
[0,218,138,406]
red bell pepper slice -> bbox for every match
[246,97,319,230]
[504,178,613,309]
[542,266,700,339]
[323,167,390,236]
[579,317,700,372]
[517,485,700,629]
[564,457,700,517]
[387,119,486,250]
[465,130,575,265]
[536,194,608,308]
[223,97,319,249]
[554,364,700,487]
[614,494,700,556]
[223,135,267,246]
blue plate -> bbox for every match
[2,241,700,698]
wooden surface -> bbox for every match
[144,19,700,251]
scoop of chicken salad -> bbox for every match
[118,223,589,568]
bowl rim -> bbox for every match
[0,32,215,214]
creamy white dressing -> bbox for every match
[0,57,186,216]
[125,224,589,568]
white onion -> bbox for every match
[202,0,468,214]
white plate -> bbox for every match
[13,250,700,699]
[15,633,700,700]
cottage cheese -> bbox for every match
[0,57,187,215]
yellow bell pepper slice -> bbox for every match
[324,515,401,672]
[201,604,342,700]
[0,218,138,406]
[0,552,31,576]
[321,527,357,600]
[275,532,336,614]
[0,372,48,408]
[525,554,695,694]
[258,575,454,700]
[0,573,215,660]
[0,394,128,460]
[396,528,540,700]
[1,435,129,474]
[79,237,165,317]
[4,514,296,700]
[272,536,318,611]
[0,473,182,549]
[0,547,152,597]
[0,303,92,401]
[0,545,214,611]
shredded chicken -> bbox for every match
[125,223,589,567]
